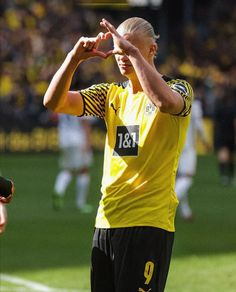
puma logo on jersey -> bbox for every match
[138,288,151,292]
[110,103,120,115]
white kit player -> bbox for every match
[175,98,209,220]
[53,114,93,213]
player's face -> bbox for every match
[114,32,155,77]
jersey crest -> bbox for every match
[145,101,157,116]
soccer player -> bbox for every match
[53,113,93,213]
[0,176,14,234]
[175,96,209,221]
[43,17,193,292]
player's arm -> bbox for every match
[43,53,83,115]
[128,56,184,114]
[43,33,110,115]
[100,19,185,115]
[132,60,184,114]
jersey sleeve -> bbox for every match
[167,79,194,117]
[79,83,111,118]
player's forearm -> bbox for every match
[43,52,81,111]
[128,49,182,114]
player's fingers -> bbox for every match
[74,37,90,51]
[91,48,108,59]
[112,47,125,55]
[105,50,114,58]
[82,39,92,49]
[88,34,110,50]
[94,32,104,49]
[87,42,96,51]
[104,32,112,39]
[96,32,104,40]
[100,20,112,34]
[81,37,97,50]
[100,18,120,36]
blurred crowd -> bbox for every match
[0,0,121,130]
[0,0,236,129]
[161,0,236,117]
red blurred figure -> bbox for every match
[0,176,14,234]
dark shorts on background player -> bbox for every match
[91,226,174,292]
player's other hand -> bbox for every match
[71,32,112,62]
[0,176,15,204]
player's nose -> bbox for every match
[118,54,129,62]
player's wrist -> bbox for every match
[126,45,139,57]
[67,50,84,66]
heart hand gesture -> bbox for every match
[71,31,112,62]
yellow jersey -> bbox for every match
[80,76,193,231]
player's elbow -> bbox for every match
[158,99,177,114]
[159,96,184,115]
[43,95,53,110]
[151,92,180,114]
[43,94,50,108]
[158,100,169,112]
[43,93,59,112]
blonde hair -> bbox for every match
[117,17,160,41]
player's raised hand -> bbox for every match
[100,18,135,56]
[71,32,111,61]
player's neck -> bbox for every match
[128,78,143,94]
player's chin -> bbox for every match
[118,66,133,77]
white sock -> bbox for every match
[54,170,72,197]
[175,176,192,201]
[76,173,90,208]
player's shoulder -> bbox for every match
[163,75,193,98]
[80,81,128,94]
[85,82,111,91]
[163,75,194,117]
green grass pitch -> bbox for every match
[0,152,236,291]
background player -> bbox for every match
[175,92,210,221]
[53,114,93,213]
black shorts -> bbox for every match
[91,226,174,292]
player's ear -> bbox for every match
[150,43,158,58]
